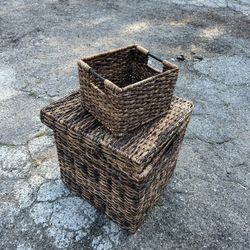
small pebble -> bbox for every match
[176,55,185,61]
[193,55,203,61]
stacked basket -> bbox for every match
[40,44,193,233]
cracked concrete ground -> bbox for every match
[0,0,250,249]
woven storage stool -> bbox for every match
[40,91,193,233]
[78,44,179,136]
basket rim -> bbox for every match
[78,59,178,94]
[80,44,137,62]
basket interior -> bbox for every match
[83,47,160,89]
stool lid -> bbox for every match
[40,91,193,175]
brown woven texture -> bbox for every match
[78,44,179,136]
[40,91,193,233]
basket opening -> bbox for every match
[83,47,160,89]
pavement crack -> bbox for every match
[222,177,249,190]
[7,27,42,45]
[170,189,194,195]
[192,112,210,116]
[45,90,59,98]
[233,162,247,168]
[195,136,234,145]
[0,142,26,147]
[25,144,38,168]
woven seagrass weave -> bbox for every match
[40,91,193,233]
[78,44,179,136]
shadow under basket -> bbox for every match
[40,91,193,233]
[78,44,179,136]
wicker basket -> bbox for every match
[78,44,179,136]
[40,91,193,233]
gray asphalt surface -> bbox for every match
[0,0,250,249]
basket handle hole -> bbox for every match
[148,58,162,72]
